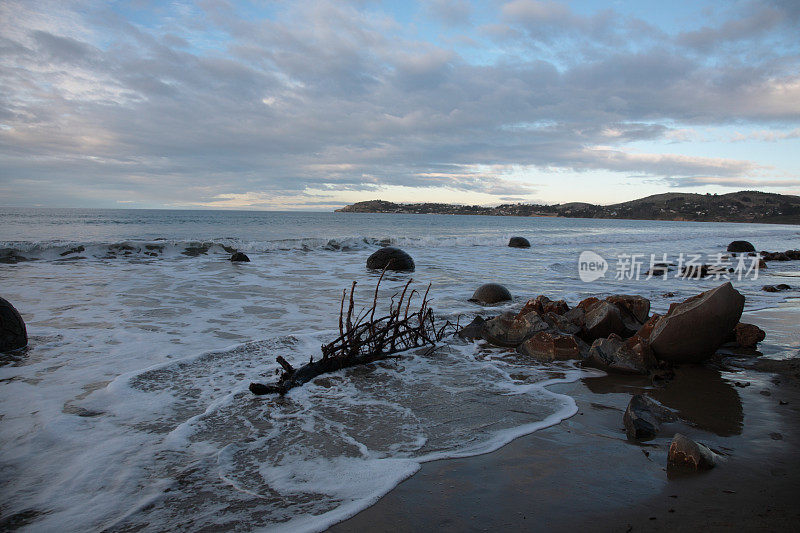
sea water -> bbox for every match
[1,208,798,531]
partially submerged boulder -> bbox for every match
[229,252,250,262]
[727,240,755,253]
[481,312,547,347]
[366,247,415,271]
[517,295,569,318]
[623,394,676,441]
[457,316,486,341]
[508,236,531,248]
[667,433,716,473]
[0,297,27,352]
[762,284,791,293]
[733,322,766,348]
[649,282,744,364]
[584,334,657,374]
[518,331,589,362]
[470,283,512,305]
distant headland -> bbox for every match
[335,191,800,224]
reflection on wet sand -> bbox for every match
[583,364,743,437]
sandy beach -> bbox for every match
[331,303,800,532]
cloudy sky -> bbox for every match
[1,0,799,210]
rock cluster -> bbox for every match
[462,282,757,373]
[760,249,800,261]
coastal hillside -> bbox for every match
[335,191,800,224]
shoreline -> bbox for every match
[329,304,800,532]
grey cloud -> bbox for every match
[0,0,798,208]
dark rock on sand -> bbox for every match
[762,284,791,292]
[0,297,27,352]
[734,323,766,348]
[727,240,755,253]
[470,283,512,305]
[366,247,415,271]
[230,252,250,262]
[457,316,486,341]
[667,433,716,473]
[582,301,627,341]
[623,394,676,441]
[508,236,531,248]
[481,312,548,347]
[518,331,589,362]
[584,334,657,374]
[649,282,744,364]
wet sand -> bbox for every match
[330,304,800,532]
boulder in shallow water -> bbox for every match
[517,295,569,318]
[457,316,486,341]
[518,331,589,362]
[508,236,531,248]
[733,322,766,348]
[667,433,716,473]
[470,283,512,305]
[727,240,755,253]
[481,312,548,347]
[230,252,250,262]
[762,284,791,293]
[0,297,27,352]
[366,247,415,271]
[623,394,676,441]
[649,282,744,364]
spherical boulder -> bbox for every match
[0,297,27,352]
[727,240,755,253]
[230,252,250,262]
[469,283,512,304]
[366,247,415,271]
[508,236,531,248]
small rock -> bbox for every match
[762,284,791,293]
[734,322,766,348]
[366,247,415,271]
[667,433,716,473]
[481,312,548,347]
[470,283,512,305]
[623,394,676,440]
[734,381,750,388]
[508,236,531,248]
[727,241,756,253]
[517,331,589,362]
[0,297,28,352]
[769,432,783,440]
[229,252,250,262]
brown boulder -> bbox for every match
[734,322,766,348]
[481,312,548,347]
[667,433,716,473]
[632,313,662,343]
[605,295,650,324]
[542,311,581,335]
[577,297,600,312]
[518,331,589,362]
[649,282,745,364]
[582,301,627,340]
[584,334,657,374]
[563,307,586,328]
[517,295,569,318]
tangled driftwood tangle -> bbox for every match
[250,270,454,395]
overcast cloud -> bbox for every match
[1,0,799,209]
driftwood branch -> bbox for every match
[249,270,453,395]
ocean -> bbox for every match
[1,208,798,531]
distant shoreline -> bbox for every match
[335,190,800,225]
